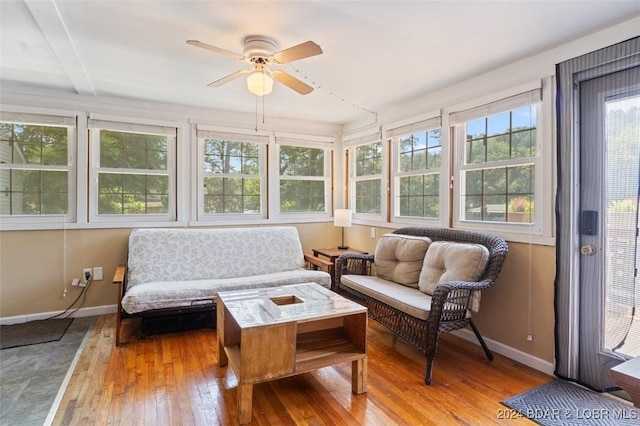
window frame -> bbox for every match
[388,115,447,226]
[0,110,77,228]
[88,116,178,224]
[450,82,554,243]
[273,136,332,218]
[195,126,268,222]
[345,133,387,223]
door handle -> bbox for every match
[581,244,597,256]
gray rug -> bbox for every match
[0,318,74,349]
[0,316,95,426]
[502,379,639,425]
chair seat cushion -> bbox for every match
[341,274,432,320]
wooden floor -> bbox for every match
[53,314,551,425]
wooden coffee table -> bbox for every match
[216,283,367,424]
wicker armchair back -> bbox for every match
[335,226,508,385]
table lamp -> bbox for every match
[334,209,352,249]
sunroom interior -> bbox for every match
[1,0,640,388]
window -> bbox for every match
[197,128,267,219]
[452,89,541,227]
[0,112,75,219]
[89,119,176,221]
[278,144,329,213]
[350,141,384,216]
[389,117,443,221]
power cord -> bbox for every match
[45,272,92,320]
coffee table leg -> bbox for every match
[237,383,253,424]
[351,358,367,394]
[218,341,227,366]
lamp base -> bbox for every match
[337,245,349,250]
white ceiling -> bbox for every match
[1,0,639,125]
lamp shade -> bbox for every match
[246,71,273,96]
[334,209,352,227]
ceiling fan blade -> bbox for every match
[207,69,251,87]
[186,40,245,61]
[271,41,323,64]
[270,70,313,95]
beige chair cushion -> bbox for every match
[341,274,432,320]
[418,241,490,311]
[374,234,432,288]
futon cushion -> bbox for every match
[127,227,307,289]
[374,234,432,287]
[122,270,330,314]
[418,241,489,311]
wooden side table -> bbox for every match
[308,247,367,290]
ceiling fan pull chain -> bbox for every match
[255,95,258,132]
[262,88,266,124]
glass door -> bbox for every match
[579,66,640,391]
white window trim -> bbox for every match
[195,126,269,222]
[347,138,387,223]
[388,115,448,227]
[271,134,333,220]
[88,117,178,224]
[450,78,555,245]
[0,110,77,230]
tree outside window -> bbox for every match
[462,105,537,224]
[203,139,261,214]
[353,142,383,215]
[97,130,170,215]
[396,129,441,218]
[0,121,71,215]
[279,145,327,213]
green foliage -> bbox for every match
[355,142,382,176]
[0,123,69,214]
[355,179,381,214]
[279,145,324,176]
[278,145,326,213]
[201,139,263,214]
[606,103,639,202]
[608,199,637,213]
[398,174,439,218]
[280,180,325,212]
[398,129,442,172]
[97,130,170,215]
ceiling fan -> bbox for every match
[186,36,323,96]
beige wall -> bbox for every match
[0,223,341,319]
[0,222,554,364]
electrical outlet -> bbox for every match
[82,268,92,286]
[71,278,80,287]
[370,227,376,239]
[527,334,533,342]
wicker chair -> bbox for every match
[335,226,508,385]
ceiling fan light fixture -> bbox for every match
[246,71,273,96]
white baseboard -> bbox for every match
[0,304,117,325]
[452,328,555,376]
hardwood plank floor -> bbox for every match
[53,314,551,425]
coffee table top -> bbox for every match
[217,283,366,328]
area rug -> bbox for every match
[0,316,96,426]
[502,379,639,425]
[0,318,74,349]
